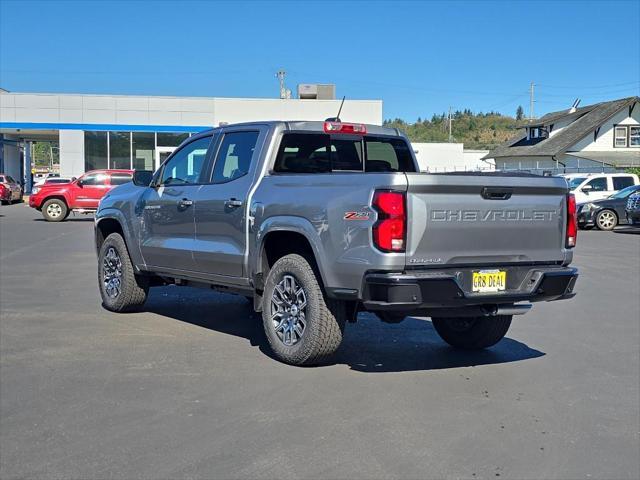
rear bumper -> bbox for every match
[362,265,578,311]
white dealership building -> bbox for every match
[0,89,382,182]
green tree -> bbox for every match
[516,105,524,121]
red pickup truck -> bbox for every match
[29,169,133,221]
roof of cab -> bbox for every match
[193,121,402,137]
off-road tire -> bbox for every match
[42,198,68,222]
[262,254,346,366]
[595,209,618,231]
[431,315,512,349]
[98,233,149,312]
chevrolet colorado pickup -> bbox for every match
[95,121,578,366]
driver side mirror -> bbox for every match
[581,185,593,193]
[132,170,154,187]
[76,178,83,187]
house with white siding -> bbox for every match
[485,96,640,172]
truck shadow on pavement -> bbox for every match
[144,286,545,373]
[33,217,95,222]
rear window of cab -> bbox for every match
[273,133,416,174]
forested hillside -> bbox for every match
[383,108,526,150]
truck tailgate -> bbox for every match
[404,173,570,267]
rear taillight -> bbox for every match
[372,190,406,252]
[566,193,577,248]
[323,121,367,135]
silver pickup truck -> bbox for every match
[95,120,578,365]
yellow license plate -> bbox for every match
[472,270,507,293]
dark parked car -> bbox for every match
[577,184,640,230]
[626,192,640,227]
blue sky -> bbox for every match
[1,0,638,121]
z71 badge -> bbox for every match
[344,211,370,220]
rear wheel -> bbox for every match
[431,315,512,349]
[42,199,68,222]
[98,233,149,312]
[262,254,346,366]
[596,209,617,231]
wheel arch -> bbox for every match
[42,195,69,209]
[254,217,330,293]
[95,211,145,269]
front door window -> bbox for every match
[155,147,176,172]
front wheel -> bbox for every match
[431,315,512,349]
[42,199,68,222]
[262,254,346,366]
[98,233,149,312]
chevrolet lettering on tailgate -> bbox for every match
[431,209,557,222]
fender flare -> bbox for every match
[253,215,331,289]
[40,194,70,210]
[95,208,145,269]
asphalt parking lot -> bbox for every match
[1,203,639,480]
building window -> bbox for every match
[157,132,189,147]
[630,126,640,147]
[132,132,155,170]
[614,126,628,147]
[84,131,108,171]
[109,132,131,169]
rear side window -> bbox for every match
[110,173,133,185]
[211,131,260,183]
[273,133,415,173]
[613,176,635,190]
[365,137,414,172]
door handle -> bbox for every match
[178,198,193,208]
[225,198,243,208]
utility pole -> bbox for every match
[448,106,453,142]
[529,81,535,121]
[276,70,291,99]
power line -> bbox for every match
[536,80,640,89]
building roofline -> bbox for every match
[0,90,382,103]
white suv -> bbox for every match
[563,173,639,204]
